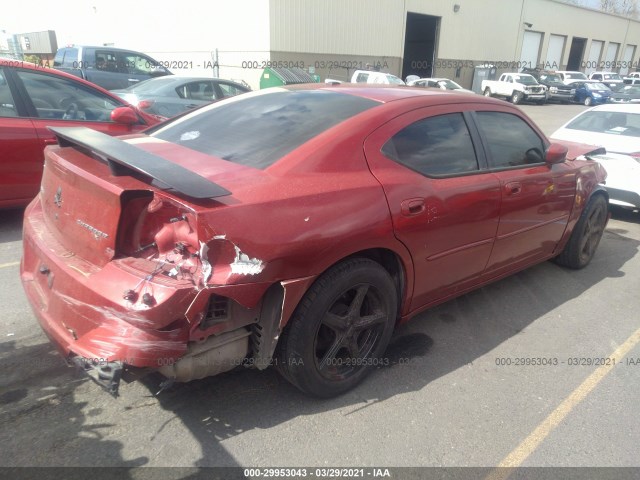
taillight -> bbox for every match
[117,192,199,261]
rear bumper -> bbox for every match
[20,198,192,370]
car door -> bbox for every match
[0,68,42,207]
[364,106,501,311]
[473,110,575,278]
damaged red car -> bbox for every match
[21,84,609,398]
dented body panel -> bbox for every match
[20,85,608,394]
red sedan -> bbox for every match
[20,84,608,397]
[0,58,161,209]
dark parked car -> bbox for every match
[54,45,172,90]
[610,85,640,104]
[572,81,612,106]
[111,76,250,117]
[0,58,161,209]
[21,85,608,399]
[522,69,575,103]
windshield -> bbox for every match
[566,72,588,80]
[603,73,622,80]
[566,110,640,136]
[540,74,561,83]
[586,83,609,91]
[149,89,380,169]
[515,75,538,85]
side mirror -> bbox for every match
[545,143,568,164]
[111,106,139,125]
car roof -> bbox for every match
[282,83,493,104]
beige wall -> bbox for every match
[269,0,640,81]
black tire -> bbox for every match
[483,88,492,97]
[275,258,397,398]
[584,96,593,106]
[537,98,546,105]
[555,195,608,269]
[511,91,523,104]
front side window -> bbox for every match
[119,53,159,75]
[218,83,246,97]
[381,113,479,176]
[476,112,546,168]
[16,70,121,121]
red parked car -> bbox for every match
[0,58,161,209]
[21,84,609,398]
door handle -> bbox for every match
[128,78,140,83]
[505,181,522,195]
[401,198,425,216]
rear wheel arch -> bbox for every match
[274,253,402,397]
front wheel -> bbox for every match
[511,91,523,104]
[555,195,608,269]
[275,258,397,398]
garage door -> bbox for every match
[586,40,604,75]
[521,31,542,70]
[546,35,565,70]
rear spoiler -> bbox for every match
[48,127,231,199]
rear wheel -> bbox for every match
[584,96,593,106]
[484,88,492,97]
[555,195,608,269]
[276,258,397,398]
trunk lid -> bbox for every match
[39,127,239,267]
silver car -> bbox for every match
[111,76,250,118]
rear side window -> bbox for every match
[476,112,546,168]
[149,90,379,169]
[53,48,78,68]
[381,113,479,176]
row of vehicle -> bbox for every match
[481,71,640,106]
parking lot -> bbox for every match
[1,103,639,475]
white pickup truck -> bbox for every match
[482,73,547,104]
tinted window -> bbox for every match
[476,112,546,168]
[149,90,379,169]
[16,70,122,122]
[94,50,120,72]
[381,113,479,176]
[0,72,18,117]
